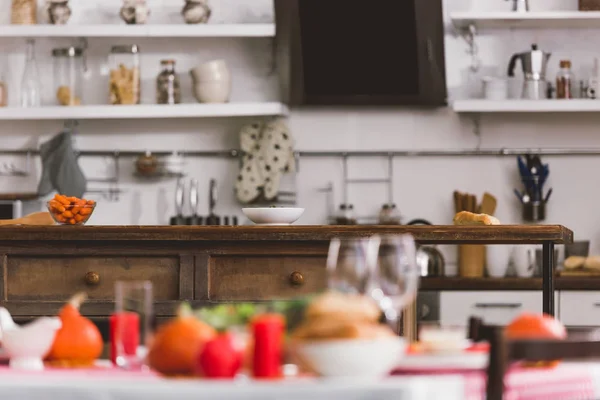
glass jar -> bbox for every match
[156,60,181,104]
[556,59,574,99]
[109,45,141,105]
[11,0,37,24]
[52,47,84,106]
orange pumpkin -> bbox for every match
[505,313,566,368]
[47,293,103,367]
[505,313,567,340]
[148,304,216,376]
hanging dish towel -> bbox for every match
[235,118,294,204]
[37,131,87,198]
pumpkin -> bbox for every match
[47,292,103,367]
[505,313,567,368]
[148,303,216,376]
[505,313,567,340]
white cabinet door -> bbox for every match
[440,291,559,327]
[559,292,600,327]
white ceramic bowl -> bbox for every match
[193,81,231,103]
[242,207,305,225]
[190,60,230,83]
[294,337,406,378]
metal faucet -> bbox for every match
[507,0,529,12]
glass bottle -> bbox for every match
[156,60,181,104]
[556,60,574,99]
[21,39,42,108]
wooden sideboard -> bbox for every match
[0,225,574,340]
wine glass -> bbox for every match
[367,234,419,323]
[326,238,371,294]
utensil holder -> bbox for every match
[580,0,600,10]
[522,201,545,222]
[459,245,485,278]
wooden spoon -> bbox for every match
[0,212,55,226]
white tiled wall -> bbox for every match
[0,0,598,258]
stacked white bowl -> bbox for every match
[190,60,231,103]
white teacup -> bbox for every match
[486,245,511,278]
[193,81,231,103]
[190,60,230,83]
[511,245,536,278]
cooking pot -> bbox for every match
[407,219,445,277]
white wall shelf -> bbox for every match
[450,11,600,29]
[0,103,288,120]
[453,99,600,113]
[0,24,275,38]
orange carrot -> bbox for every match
[71,207,81,215]
[75,215,84,222]
[86,200,95,206]
[56,215,66,222]
[79,208,92,216]
[62,211,73,218]
[76,200,86,207]
[69,218,76,224]
[55,195,70,206]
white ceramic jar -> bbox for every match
[482,77,508,100]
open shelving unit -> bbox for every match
[453,99,600,113]
[0,23,276,38]
[450,11,600,29]
[0,103,289,120]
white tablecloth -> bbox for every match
[0,375,466,400]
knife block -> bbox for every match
[459,245,485,278]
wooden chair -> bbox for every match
[468,317,600,400]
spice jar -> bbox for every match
[11,0,37,24]
[556,60,575,99]
[53,46,84,106]
[156,60,181,105]
[120,0,150,24]
[378,203,401,225]
[334,204,357,225]
[109,45,141,105]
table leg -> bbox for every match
[542,242,555,316]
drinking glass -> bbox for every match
[326,238,371,294]
[367,234,419,322]
[113,280,153,370]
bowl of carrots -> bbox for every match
[47,194,96,225]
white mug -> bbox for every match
[482,77,508,100]
[486,245,511,278]
[511,245,536,278]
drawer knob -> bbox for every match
[84,271,100,286]
[289,271,304,286]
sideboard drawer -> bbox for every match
[560,292,600,327]
[6,256,182,301]
[440,291,556,327]
[207,255,326,301]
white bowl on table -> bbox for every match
[242,207,304,225]
[293,337,407,378]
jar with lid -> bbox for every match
[378,203,401,225]
[156,60,181,104]
[109,45,141,105]
[334,204,357,225]
[52,46,84,106]
[556,60,575,99]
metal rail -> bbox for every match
[0,148,600,157]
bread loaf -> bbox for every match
[564,256,586,270]
[453,211,500,226]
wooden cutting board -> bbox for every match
[559,269,600,276]
[0,212,54,226]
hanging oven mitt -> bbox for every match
[257,118,294,200]
[37,131,87,198]
[235,122,264,203]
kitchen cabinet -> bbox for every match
[440,291,560,326]
[274,0,447,106]
[559,291,600,327]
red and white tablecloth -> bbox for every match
[393,362,600,400]
[0,363,597,399]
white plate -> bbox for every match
[394,352,488,371]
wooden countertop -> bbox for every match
[0,224,573,243]
[420,277,600,291]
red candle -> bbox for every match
[109,312,140,366]
[252,314,285,379]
